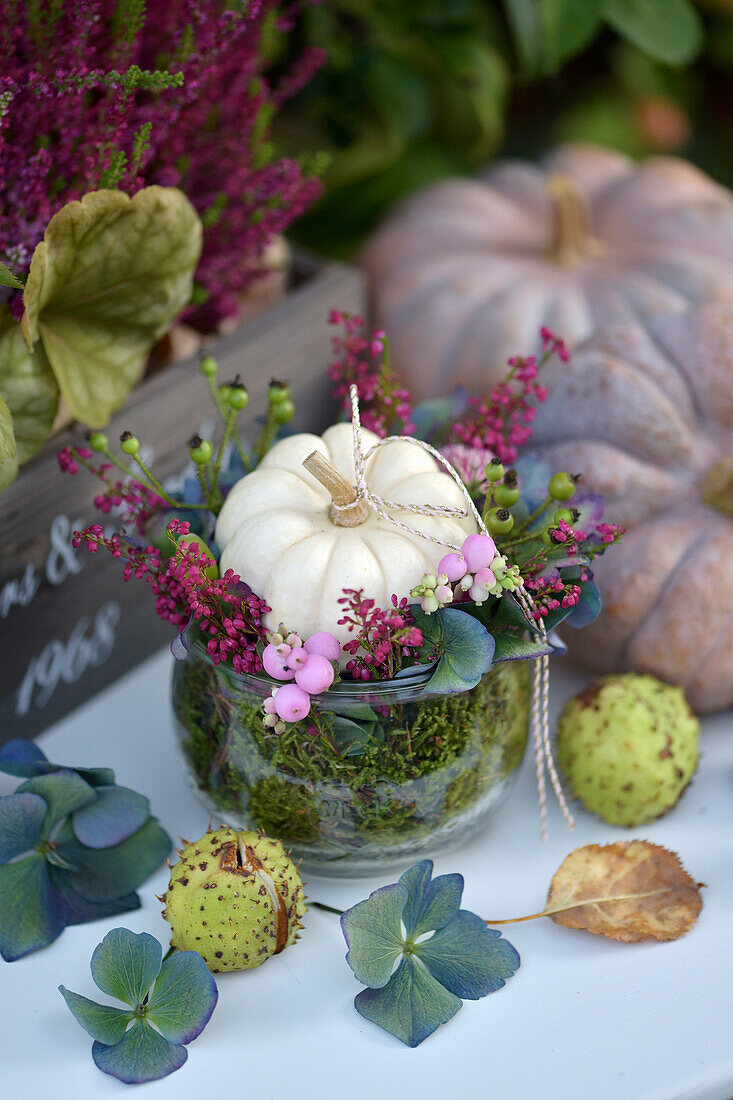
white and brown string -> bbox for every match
[335,383,574,840]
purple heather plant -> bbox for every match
[0,0,324,328]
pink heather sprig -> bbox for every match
[58,445,163,534]
[73,517,270,674]
[337,589,423,681]
[328,311,415,437]
[450,328,568,464]
[523,573,589,620]
[0,1,323,329]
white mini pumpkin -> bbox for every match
[216,423,476,661]
[361,144,733,399]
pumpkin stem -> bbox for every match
[701,458,733,518]
[302,450,371,526]
[548,174,603,265]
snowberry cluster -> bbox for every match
[410,533,522,613]
[261,628,341,731]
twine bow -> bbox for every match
[337,384,574,840]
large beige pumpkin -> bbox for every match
[361,144,733,400]
[528,302,733,714]
[215,423,476,660]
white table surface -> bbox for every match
[2,648,732,1100]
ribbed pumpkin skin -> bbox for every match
[361,145,733,401]
[529,303,733,714]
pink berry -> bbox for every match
[469,582,490,603]
[304,631,341,662]
[263,696,277,715]
[435,584,453,605]
[438,553,467,582]
[473,567,496,589]
[295,653,335,694]
[462,533,496,572]
[286,647,309,671]
[262,643,295,681]
[273,683,311,722]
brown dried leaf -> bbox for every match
[546,840,703,943]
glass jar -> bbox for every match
[171,642,531,876]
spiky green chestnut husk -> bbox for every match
[162,826,306,972]
[557,674,699,827]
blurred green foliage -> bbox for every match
[276,0,733,256]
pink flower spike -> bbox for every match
[262,644,296,681]
[274,683,311,723]
[304,631,342,662]
[438,553,468,582]
[295,653,335,694]
[461,533,497,572]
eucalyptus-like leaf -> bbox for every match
[0,792,45,864]
[0,853,67,962]
[72,786,151,849]
[59,987,133,1045]
[414,913,520,999]
[91,928,162,1006]
[491,632,552,663]
[146,952,218,1044]
[341,883,407,989]
[22,186,202,426]
[604,0,703,66]
[354,955,462,1048]
[0,307,58,465]
[92,1019,188,1085]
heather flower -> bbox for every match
[0,1,323,329]
[329,314,415,437]
[337,589,423,680]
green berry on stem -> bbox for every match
[188,435,213,465]
[269,380,290,405]
[486,507,514,536]
[87,431,108,452]
[273,397,295,425]
[554,508,576,525]
[495,482,520,507]
[228,385,249,411]
[548,472,578,501]
[485,459,505,483]
[119,431,139,456]
[178,533,218,580]
[200,355,218,378]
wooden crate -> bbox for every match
[0,262,365,744]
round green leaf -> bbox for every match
[59,986,133,1045]
[147,951,218,1044]
[603,0,704,66]
[92,1018,187,1084]
[57,816,171,902]
[414,911,520,1000]
[398,861,463,941]
[354,955,462,1048]
[22,186,202,427]
[18,771,97,837]
[0,792,46,864]
[0,853,67,961]
[90,928,162,1007]
[341,883,408,989]
[72,785,150,849]
[0,307,58,464]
